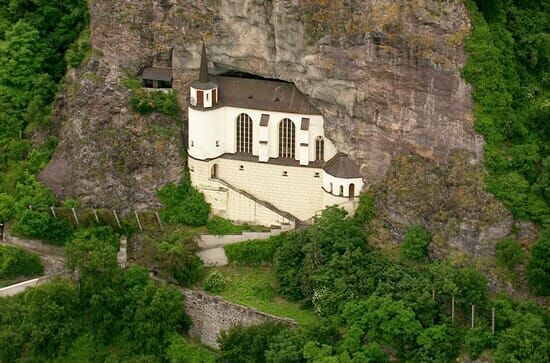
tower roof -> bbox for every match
[323,153,362,178]
[199,43,209,83]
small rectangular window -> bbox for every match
[190,166,194,172]
[191,140,194,147]
[239,165,244,171]
[216,140,220,147]
[314,172,320,178]
[282,171,288,177]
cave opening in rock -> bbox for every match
[217,69,292,84]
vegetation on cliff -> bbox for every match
[0,0,88,242]
[463,0,550,294]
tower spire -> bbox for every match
[199,43,209,83]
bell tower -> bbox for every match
[190,43,218,109]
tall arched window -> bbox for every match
[315,136,325,161]
[279,118,295,158]
[236,113,253,154]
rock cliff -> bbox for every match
[41,0,513,254]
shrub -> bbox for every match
[156,231,203,286]
[400,225,431,260]
[465,327,494,360]
[65,26,90,68]
[457,267,487,307]
[0,193,15,222]
[206,216,243,235]
[202,271,227,293]
[130,89,179,116]
[252,281,276,301]
[218,322,288,363]
[157,171,211,226]
[224,234,283,266]
[353,192,377,226]
[12,210,74,245]
[274,230,309,300]
[496,238,524,271]
[527,230,550,296]
[0,245,44,280]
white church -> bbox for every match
[186,44,364,227]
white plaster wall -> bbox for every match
[188,105,337,163]
[189,157,325,221]
[322,172,364,198]
[188,107,226,159]
[189,157,289,226]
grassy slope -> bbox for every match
[197,266,318,326]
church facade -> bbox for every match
[187,45,364,227]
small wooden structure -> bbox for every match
[141,67,173,89]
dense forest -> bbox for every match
[0,0,549,362]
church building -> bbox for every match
[188,44,364,227]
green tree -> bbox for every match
[156,231,203,286]
[400,225,431,260]
[496,237,524,271]
[527,230,550,295]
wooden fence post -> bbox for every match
[72,208,79,226]
[134,211,143,232]
[155,212,164,232]
[50,207,57,218]
[93,209,100,224]
[112,210,121,229]
[432,289,435,300]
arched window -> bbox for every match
[339,185,344,196]
[211,164,218,179]
[279,118,295,158]
[236,113,253,154]
[349,184,355,200]
[315,136,325,161]
[329,182,333,193]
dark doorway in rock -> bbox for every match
[349,184,355,200]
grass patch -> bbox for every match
[197,266,318,326]
[206,216,269,235]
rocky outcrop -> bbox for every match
[42,0,482,205]
[372,151,513,257]
[41,0,505,251]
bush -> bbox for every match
[202,271,227,293]
[527,230,550,296]
[157,171,211,226]
[353,192,377,227]
[65,26,90,68]
[0,245,44,280]
[218,322,289,363]
[224,234,283,266]
[457,267,487,307]
[12,210,74,245]
[496,238,524,271]
[400,225,431,260]
[156,231,203,286]
[465,328,494,360]
[130,89,179,116]
[274,230,309,300]
[206,216,243,235]
[0,193,15,222]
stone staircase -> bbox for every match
[197,178,300,266]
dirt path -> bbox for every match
[1,232,66,275]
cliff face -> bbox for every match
[41,0,511,254]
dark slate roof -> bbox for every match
[199,43,209,83]
[214,76,321,115]
[141,67,172,81]
[260,114,270,126]
[300,118,310,130]
[323,153,362,178]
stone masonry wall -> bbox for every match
[181,288,296,348]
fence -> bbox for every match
[428,290,498,334]
[31,206,164,233]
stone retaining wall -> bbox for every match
[181,288,296,348]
